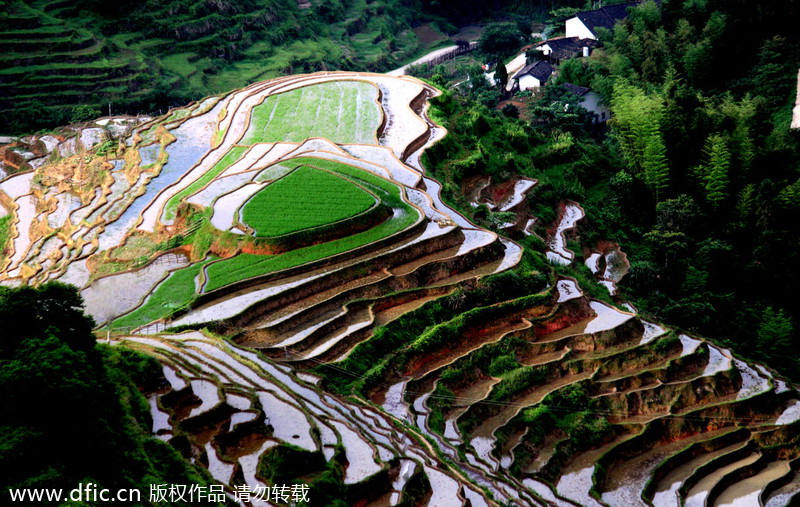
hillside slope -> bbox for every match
[0,0,436,134]
[1,71,798,505]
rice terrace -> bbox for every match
[1,22,800,506]
[240,165,379,237]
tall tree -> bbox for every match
[495,61,509,89]
[642,124,671,199]
[609,81,670,198]
[757,306,794,363]
[699,134,731,207]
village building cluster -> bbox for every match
[504,2,636,122]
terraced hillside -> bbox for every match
[0,0,162,130]
[1,72,798,505]
[0,0,444,134]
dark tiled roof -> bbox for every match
[602,2,636,21]
[563,83,591,97]
[537,36,600,60]
[576,2,637,36]
[514,61,554,83]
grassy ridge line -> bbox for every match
[112,257,215,330]
[162,146,249,221]
[353,291,553,395]
[203,155,421,292]
[240,166,377,237]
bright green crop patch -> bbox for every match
[0,215,12,261]
[203,156,421,291]
[203,209,417,292]
[241,166,376,237]
[240,81,381,145]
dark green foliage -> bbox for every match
[414,0,800,382]
[757,307,795,374]
[0,283,214,502]
[487,354,521,377]
[587,0,800,378]
[540,384,612,446]
[489,365,548,402]
[258,443,327,486]
[554,59,595,88]
[69,104,101,123]
[495,60,509,89]
[501,103,519,118]
[423,88,619,241]
[609,80,670,198]
[478,23,526,58]
[0,282,95,356]
[396,465,431,506]
[693,134,731,207]
[257,443,391,506]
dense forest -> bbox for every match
[418,0,800,380]
[0,283,219,503]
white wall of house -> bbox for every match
[538,44,552,56]
[518,75,542,91]
[580,91,610,121]
[566,17,596,40]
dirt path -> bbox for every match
[387,45,463,76]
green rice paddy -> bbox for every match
[240,81,381,145]
[204,156,421,292]
[240,165,376,237]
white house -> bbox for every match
[512,61,555,91]
[563,83,610,123]
[565,17,597,40]
[565,2,636,40]
[484,53,529,91]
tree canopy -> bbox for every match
[0,283,213,502]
